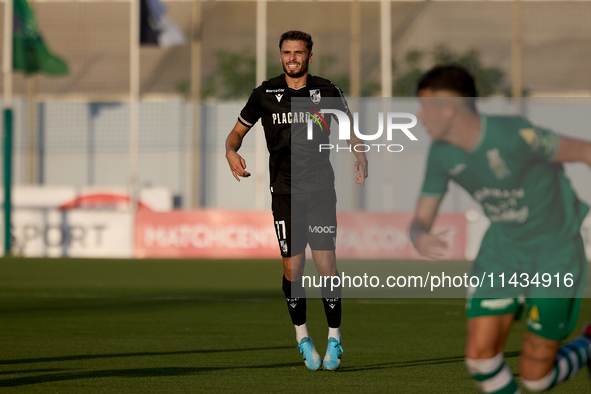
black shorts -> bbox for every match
[271,188,337,257]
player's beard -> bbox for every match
[283,58,309,79]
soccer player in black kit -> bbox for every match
[225,30,368,371]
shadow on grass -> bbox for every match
[0,290,282,317]
[0,363,301,387]
[339,351,521,372]
[0,351,525,386]
[0,369,66,376]
[0,346,293,366]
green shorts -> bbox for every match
[466,231,587,341]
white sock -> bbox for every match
[328,327,341,340]
[295,323,309,343]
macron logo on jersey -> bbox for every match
[449,163,466,176]
[275,94,283,102]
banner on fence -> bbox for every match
[0,210,133,257]
[135,211,467,260]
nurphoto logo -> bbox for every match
[306,108,418,153]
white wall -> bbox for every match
[5,98,591,213]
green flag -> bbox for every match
[13,0,68,76]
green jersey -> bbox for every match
[421,115,589,248]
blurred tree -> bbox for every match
[180,51,352,100]
[214,50,257,99]
[177,47,506,100]
[392,45,507,97]
[174,50,258,100]
[313,55,349,95]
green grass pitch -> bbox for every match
[0,258,589,393]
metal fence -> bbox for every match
[1,0,590,211]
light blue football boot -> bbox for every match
[297,337,321,370]
[322,336,343,371]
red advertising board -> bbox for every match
[335,212,466,260]
[135,210,278,259]
[135,210,466,260]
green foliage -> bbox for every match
[173,77,218,101]
[393,69,424,97]
[194,51,351,100]
[360,81,381,97]
[312,55,349,94]
[175,46,508,100]
[393,45,507,97]
[203,50,284,100]
[174,80,190,99]
[214,50,257,99]
[175,51,260,100]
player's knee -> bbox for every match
[521,371,555,392]
[282,274,305,299]
[283,258,293,280]
[283,258,303,281]
[464,343,499,360]
[311,250,337,276]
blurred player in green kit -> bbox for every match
[409,65,591,393]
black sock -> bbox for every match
[321,274,342,329]
[282,275,306,326]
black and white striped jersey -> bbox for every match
[238,74,349,195]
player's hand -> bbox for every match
[226,150,251,182]
[354,157,368,186]
[415,229,450,261]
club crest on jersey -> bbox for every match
[280,240,288,254]
[309,89,321,104]
[486,148,512,180]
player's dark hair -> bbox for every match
[279,30,313,52]
[417,65,477,111]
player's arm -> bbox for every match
[552,136,591,166]
[344,110,368,186]
[333,83,368,186]
[409,196,449,260]
[347,133,368,186]
[225,121,252,181]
